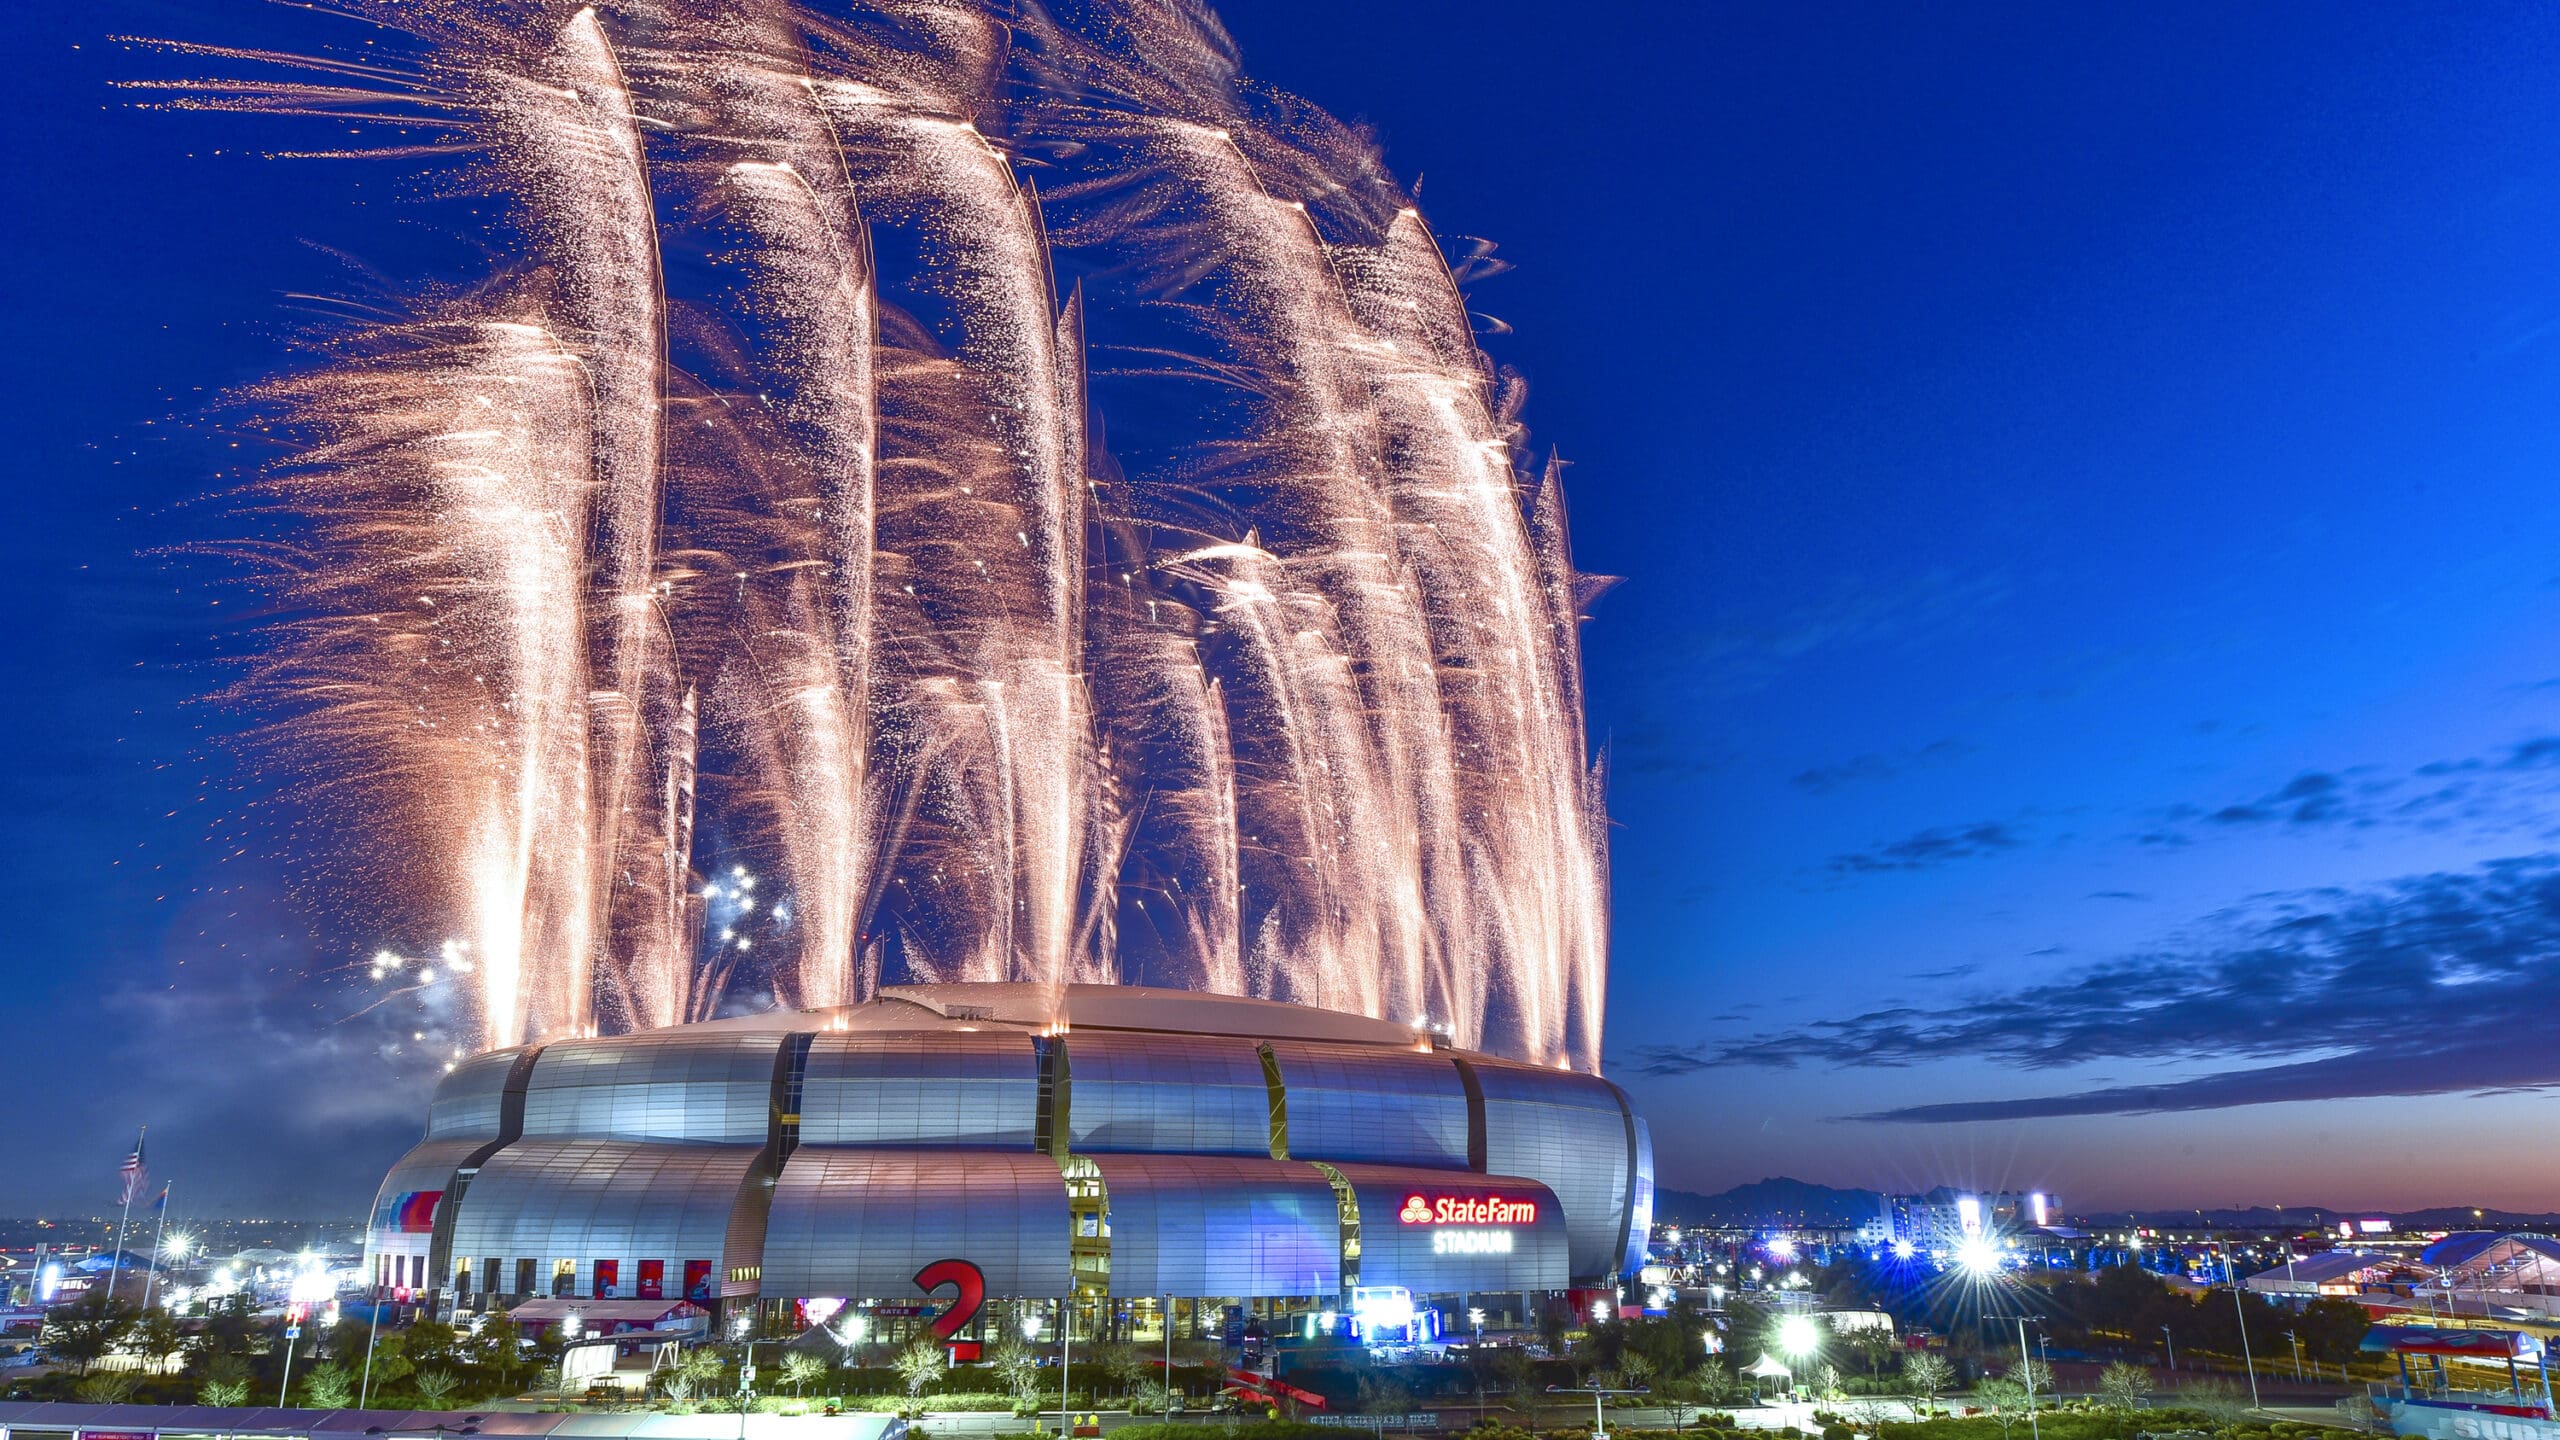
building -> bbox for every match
[366,983,1653,1344]
[1883,1188,2061,1255]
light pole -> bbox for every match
[1995,1316,2041,1440]
[2214,1241,2263,1414]
[2161,1326,2176,1371]
[1549,1381,1649,1440]
[2287,1332,2304,1382]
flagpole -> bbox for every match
[106,1127,143,1304]
[142,1183,172,1312]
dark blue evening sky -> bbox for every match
[8,0,2560,1215]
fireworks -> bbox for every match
[148,0,1612,1069]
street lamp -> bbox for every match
[2213,1240,2264,1414]
[1549,1381,1649,1440]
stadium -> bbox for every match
[364,984,1654,1347]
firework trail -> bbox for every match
[151,0,1612,1069]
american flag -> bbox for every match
[117,1133,147,1207]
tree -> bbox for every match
[1355,1371,1416,1419]
[303,1362,356,1408]
[199,1353,252,1408]
[2097,1361,2154,1418]
[1975,1377,2032,1440]
[412,1367,462,1409]
[75,1370,140,1404]
[2007,1357,2055,1398]
[677,1345,727,1396]
[780,1351,824,1397]
[364,1330,415,1394]
[896,1338,947,1400]
[990,1337,1044,1411]
[477,1309,526,1389]
[1691,1360,1738,1411]
[133,1306,187,1374]
[1902,1353,1952,1415]
[2176,1376,2250,1424]
[403,1318,459,1369]
[199,1294,260,1362]
[1090,1339,1148,1398]
[43,1292,138,1374]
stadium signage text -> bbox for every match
[1399,1194,1537,1226]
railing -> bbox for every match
[2369,1379,2554,1418]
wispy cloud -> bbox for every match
[1793,739,1974,795]
[1822,736,2560,880]
[1827,820,2022,874]
[1624,854,2560,1119]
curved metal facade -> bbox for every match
[1466,1058,1637,1283]
[520,1030,782,1144]
[763,1147,1071,1300]
[371,986,1653,1311]
[427,1046,529,1139]
[1087,1155,1341,1299]
[798,1030,1039,1149]
[1325,1162,1569,1294]
[1265,1041,1469,1168]
[1622,1115,1656,1279]
[444,1138,768,1301]
[1063,1031,1271,1157]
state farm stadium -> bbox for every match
[365,983,1654,1345]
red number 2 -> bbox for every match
[913,1258,987,1340]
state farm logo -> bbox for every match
[1397,1194,1537,1225]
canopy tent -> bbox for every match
[1746,1354,1794,1379]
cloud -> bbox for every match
[1661,569,2015,699]
[1625,854,2560,1120]
[1792,739,1973,796]
[2086,890,2149,901]
[1827,820,2021,874]
[2140,737,2560,848]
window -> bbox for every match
[515,1258,537,1296]
[553,1259,576,1298]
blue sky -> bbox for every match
[8,0,2560,1214]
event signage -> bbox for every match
[2388,1408,2560,1440]
[1398,1194,1537,1226]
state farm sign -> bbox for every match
[1398,1194,1538,1226]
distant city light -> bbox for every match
[1778,1315,1820,1357]
[1892,1239,1916,1261]
[1957,1236,2001,1275]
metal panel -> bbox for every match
[520,1030,784,1144]
[1622,1115,1655,1280]
[798,1030,1039,1149]
[444,1139,766,1299]
[364,1136,484,1279]
[1087,1155,1340,1299]
[1326,1163,1568,1295]
[762,1147,1072,1300]
[427,1047,530,1140]
[1064,1032,1270,1157]
[1264,1042,1468,1167]
[1465,1059,1633,1284]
